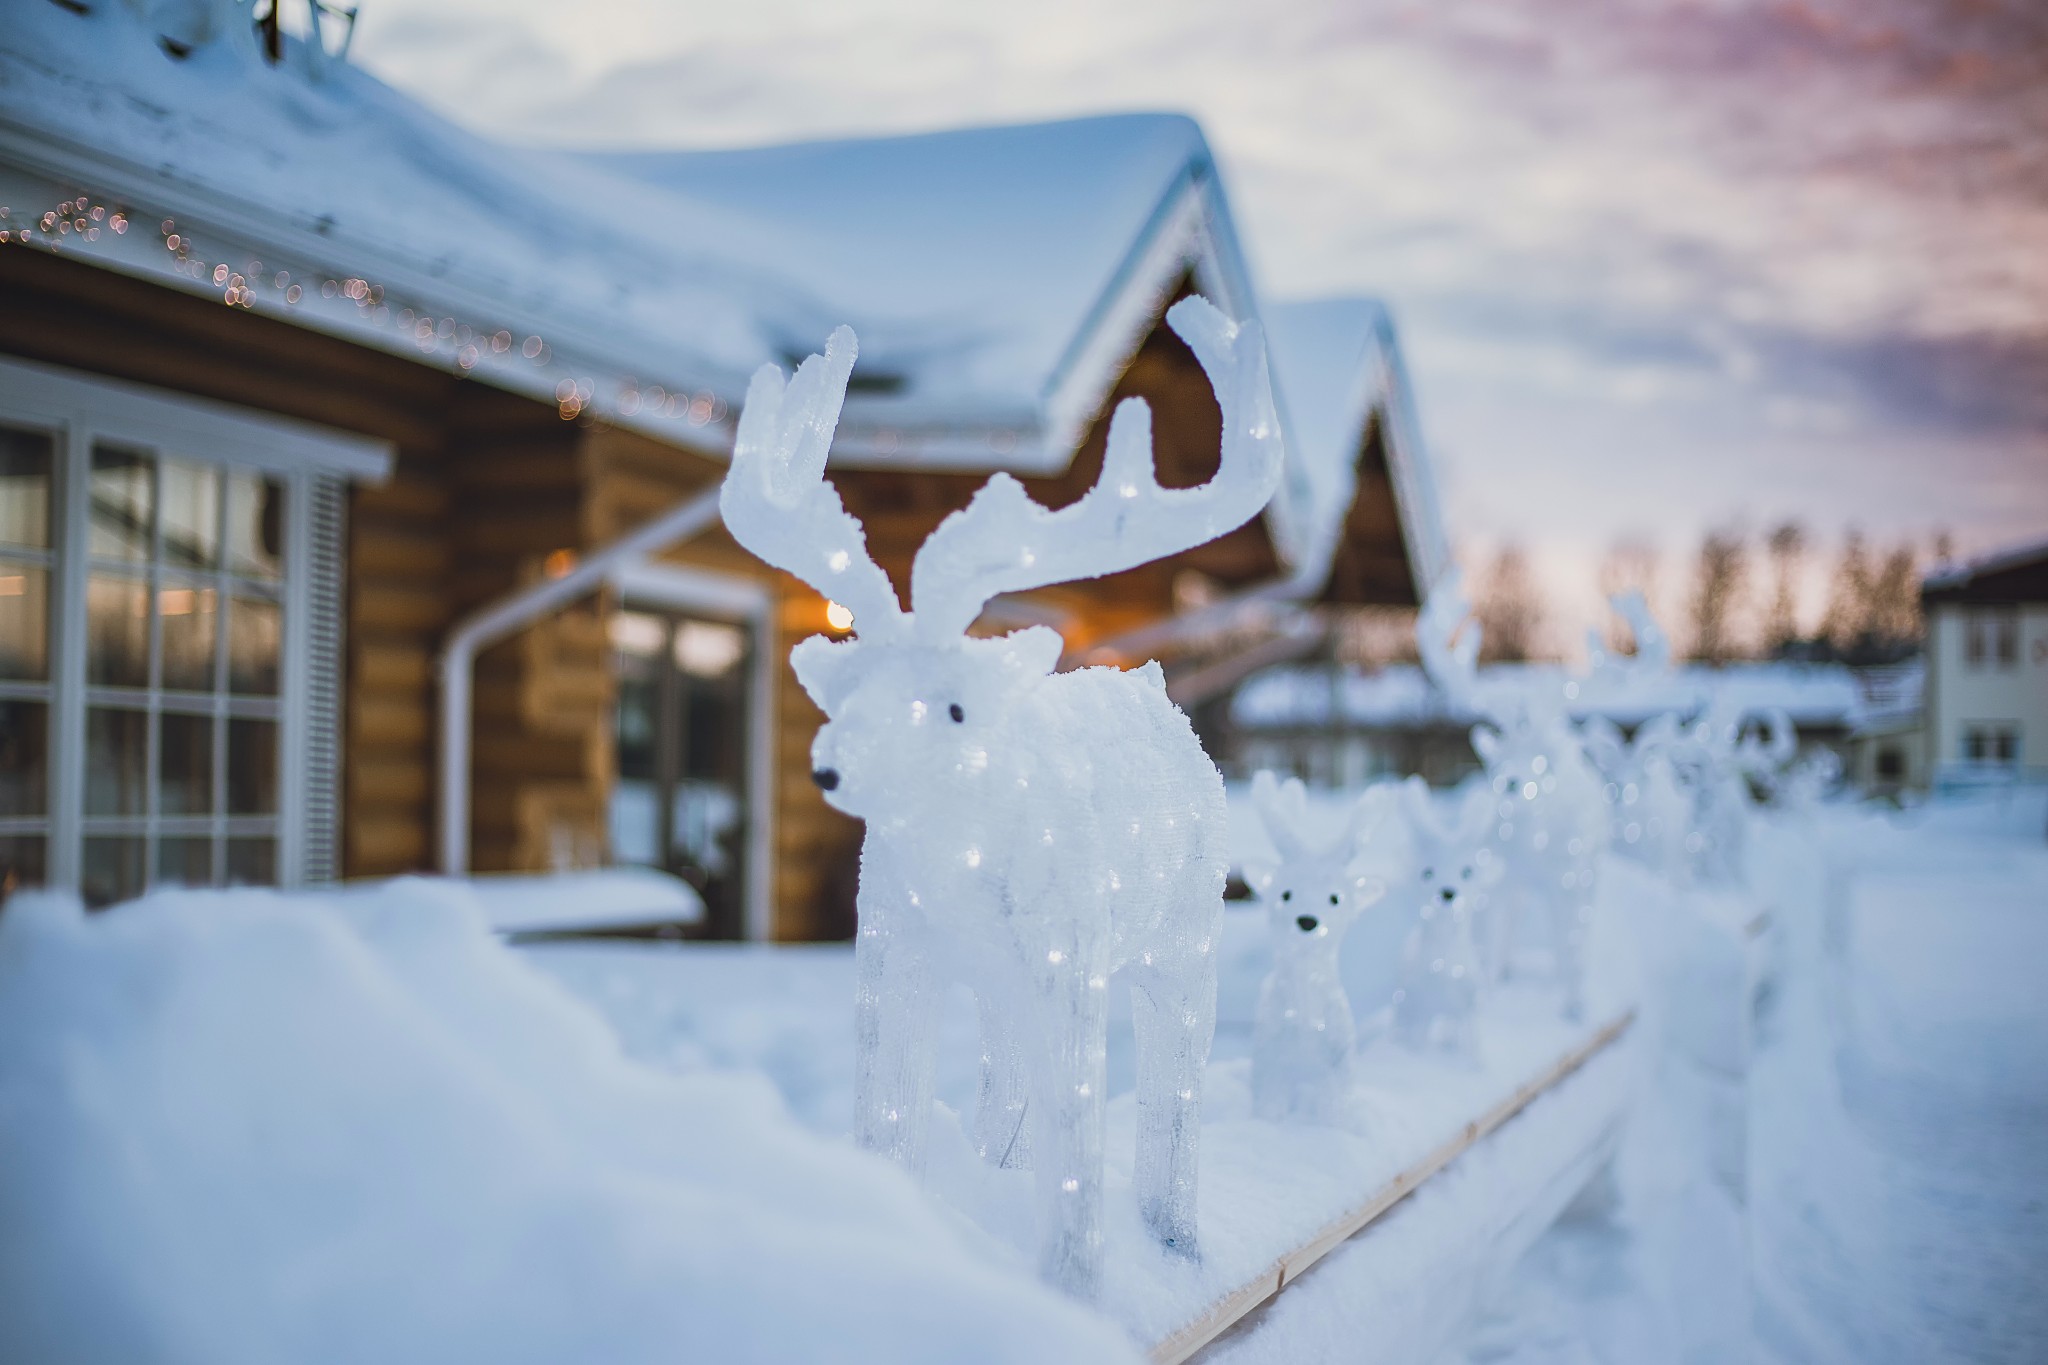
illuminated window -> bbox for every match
[0,359,370,907]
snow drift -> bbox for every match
[0,879,1139,1365]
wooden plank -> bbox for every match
[1149,1010,1637,1365]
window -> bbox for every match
[609,607,756,938]
[1875,746,1903,781]
[1961,723,2020,767]
[0,357,382,907]
[1964,609,2019,670]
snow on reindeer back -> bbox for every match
[0,885,1139,1365]
[718,296,1284,1300]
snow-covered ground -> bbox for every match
[4,791,2039,1361]
[1456,788,2048,1365]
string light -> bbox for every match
[0,190,734,439]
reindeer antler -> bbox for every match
[906,296,1284,642]
[719,328,907,639]
[1416,570,1483,713]
[1610,590,1670,673]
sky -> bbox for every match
[347,0,2047,654]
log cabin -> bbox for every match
[0,0,1446,938]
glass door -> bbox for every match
[609,607,752,938]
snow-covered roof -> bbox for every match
[1921,534,2048,597]
[592,115,1258,474]
[0,3,1442,598]
[1233,662,1871,732]
[1262,298,1449,601]
[0,0,807,450]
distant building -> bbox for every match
[0,5,1446,934]
[1226,660,1880,789]
[1921,537,2048,785]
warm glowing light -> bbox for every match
[542,549,577,579]
[0,576,23,597]
[824,601,855,631]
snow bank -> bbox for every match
[0,879,1138,1365]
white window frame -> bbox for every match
[0,355,389,896]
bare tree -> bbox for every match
[1473,543,1544,663]
[1763,521,1808,655]
[1689,528,1749,664]
[1868,545,1922,652]
[1597,538,1660,653]
[1820,530,1874,652]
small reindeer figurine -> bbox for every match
[1243,772,1389,1126]
[1580,591,1695,877]
[719,296,1283,1299]
[1418,572,1609,1019]
[1389,778,1496,1058]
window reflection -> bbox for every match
[87,574,150,687]
[227,717,277,815]
[225,837,275,886]
[0,563,47,681]
[160,459,221,570]
[0,428,52,549]
[228,595,280,694]
[0,835,45,901]
[0,699,46,817]
[160,584,218,691]
[90,446,154,563]
[81,836,143,908]
[157,837,214,887]
[158,711,213,816]
[85,708,148,816]
[224,471,283,580]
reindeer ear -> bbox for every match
[1250,770,1307,863]
[1471,724,1501,763]
[1242,860,1279,898]
[789,634,865,715]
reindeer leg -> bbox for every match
[975,989,1032,1170]
[853,871,941,1176]
[1129,939,1214,1257]
[1029,936,1110,1299]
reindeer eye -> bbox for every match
[949,703,965,723]
[1462,867,1473,880]
[1421,868,1434,881]
[1328,893,1339,906]
[1280,890,1292,902]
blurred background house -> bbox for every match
[0,2,1444,936]
[1920,536,2048,789]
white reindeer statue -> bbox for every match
[1417,572,1609,1018]
[1242,772,1389,1126]
[1388,777,1497,1058]
[718,296,1284,1299]
[1581,712,1695,878]
[1579,591,1695,878]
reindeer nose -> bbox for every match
[1439,887,1456,903]
[812,767,840,792]
[1295,915,1319,933]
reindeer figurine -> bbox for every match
[1242,772,1389,1126]
[718,296,1284,1299]
[1417,572,1609,1019]
[1386,777,1497,1058]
